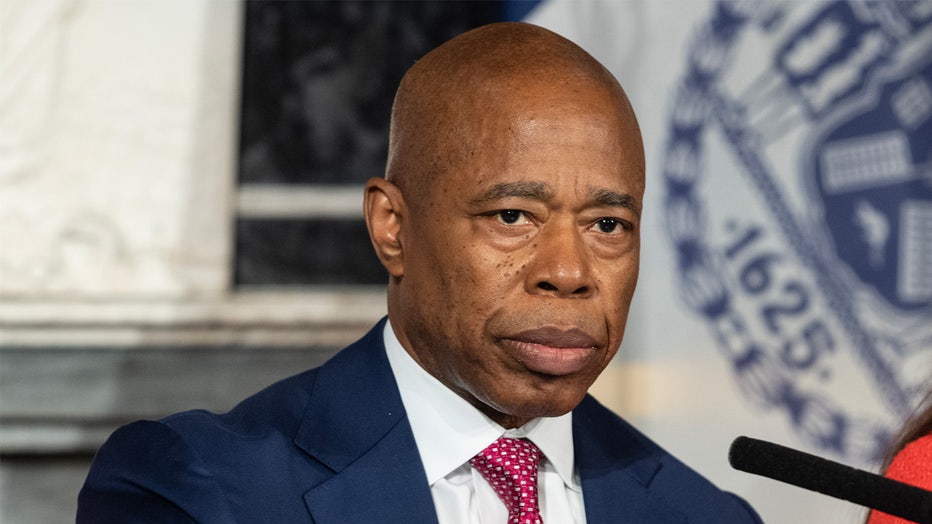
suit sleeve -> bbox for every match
[77,420,235,524]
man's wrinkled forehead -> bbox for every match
[469,181,642,217]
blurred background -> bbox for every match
[1,1,930,522]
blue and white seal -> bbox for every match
[663,0,932,461]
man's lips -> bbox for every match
[501,327,601,376]
[508,327,600,348]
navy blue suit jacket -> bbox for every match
[78,319,762,523]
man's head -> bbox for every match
[365,22,644,429]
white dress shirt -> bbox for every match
[383,321,587,523]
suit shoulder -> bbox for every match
[78,420,234,523]
[80,366,331,523]
[574,396,763,523]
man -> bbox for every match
[78,23,762,523]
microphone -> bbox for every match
[728,436,932,524]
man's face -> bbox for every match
[391,85,644,428]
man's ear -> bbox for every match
[364,177,406,278]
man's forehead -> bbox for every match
[466,181,642,215]
[385,23,643,203]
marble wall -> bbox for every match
[1,2,246,520]
[0,0,236,299]
[0,2,511,521]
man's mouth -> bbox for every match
[501,327,600,375]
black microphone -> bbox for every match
[728,436,932,524]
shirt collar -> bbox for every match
[382,320,579,491]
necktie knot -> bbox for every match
[470,437,543,524]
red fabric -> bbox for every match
[867,434,932,524]
[471,437,543,524]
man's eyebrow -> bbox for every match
[590,188,641,217]
[468,181,551,205]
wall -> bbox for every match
[0,1,382,521]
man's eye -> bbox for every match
[595,218,626,233]
[497,210,525,224]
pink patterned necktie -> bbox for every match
[470,437,544,524]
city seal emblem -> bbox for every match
[662,0,932,461]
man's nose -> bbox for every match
[525,220,594,298]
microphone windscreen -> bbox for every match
[729,436,932,524]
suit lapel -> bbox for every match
[295,319,439,524]
[301,423,438,523]
[290,324,691,523]
[574,396,687,524]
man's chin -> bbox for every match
[481,391,587,426]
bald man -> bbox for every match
[79,23,762,523]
